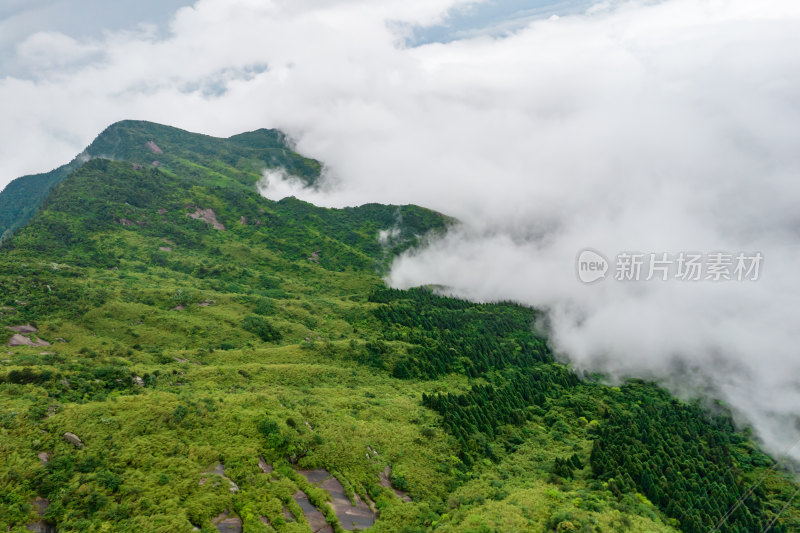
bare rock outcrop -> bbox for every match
[8,334,50,347]
[187,207,226,231]
[258,456,273,474]
[212,511,242,533]
[63,432,84,448]
[146,141,163,154]
[27,496,54,533]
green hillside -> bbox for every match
[0,121,320,242]
[0,121,797,533]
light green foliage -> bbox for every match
[0,121,796,533]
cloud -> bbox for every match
[2,0,800,460]
[0,0,197,73]
[16,32,103,71]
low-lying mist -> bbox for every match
[257,0,800,462]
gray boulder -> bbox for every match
[63,432,84,448]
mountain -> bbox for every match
[0,121,797,533]
[0,120,321,242]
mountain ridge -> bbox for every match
[0,120,322,242]
[0,121,797,533]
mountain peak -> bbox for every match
[0,121,321,241]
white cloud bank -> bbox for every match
[3,0,800,460]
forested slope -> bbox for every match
[0,121,797,533]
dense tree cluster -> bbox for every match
[241,315,282,343]
[423,366,577,465]
[371,287,552,379]
[552,453,584,479]
[590,383,781,533]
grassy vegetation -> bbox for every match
[0,121,797,532]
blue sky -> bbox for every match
[409,0,597,44]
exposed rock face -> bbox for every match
[9,334,32,346]
[298,469,330,485]
[320,476,376,530]
[297,468,377,530]
[38,452,50,464]
[292,490,333,533]
[146,141,163,154]
[8,334,50,347]
[258,456,273,474]
[159,246,172,252]
[212,511,242,533]
[132,376,145,387]
[27,496,54,533]
[215,517,242,533]
[187,207,225,231]
[63,432,84,448]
